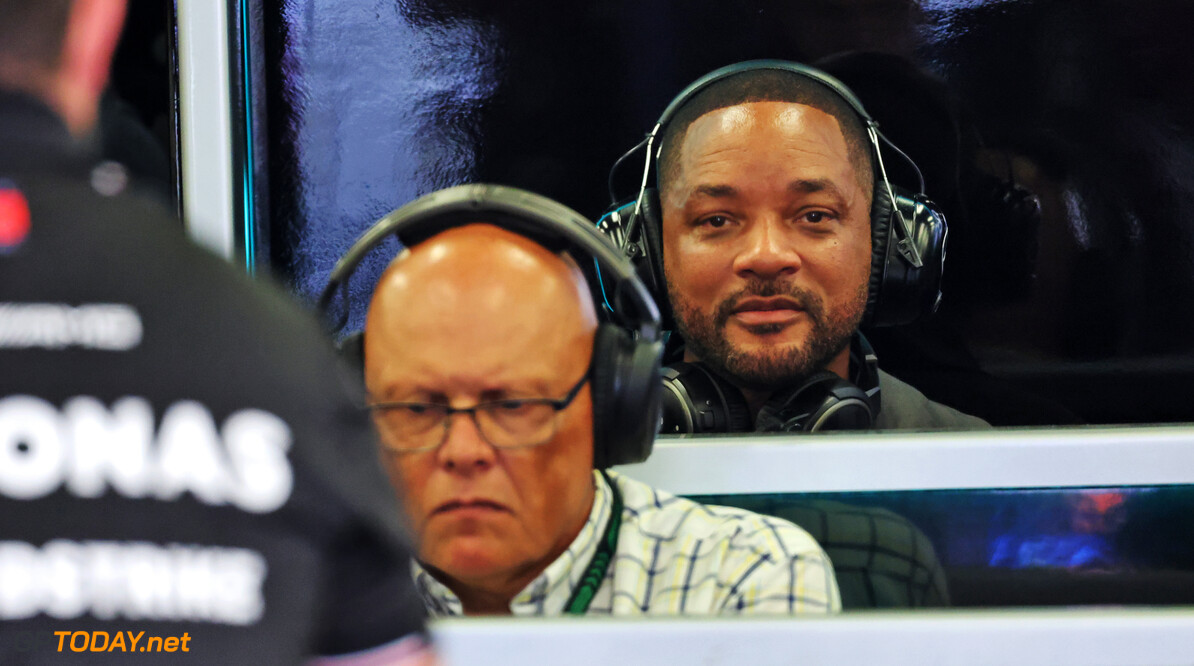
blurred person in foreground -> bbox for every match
[359,186,841,616]
[0,1,433,662]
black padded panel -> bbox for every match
[771,499,951,609]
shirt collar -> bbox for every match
[412,470,613,616]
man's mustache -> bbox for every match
[714,280,824,326]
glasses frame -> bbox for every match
[368,370,591,454]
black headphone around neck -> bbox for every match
[317,184,664,468]
[599,59,948,330]
[660,333,882,434]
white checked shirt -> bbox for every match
[412,470,841,615]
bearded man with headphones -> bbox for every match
[601,61,990,433]
[337,184,840,616]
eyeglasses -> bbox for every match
[368,371,590,454]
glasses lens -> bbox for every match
[477,401,557,448]
[372,404,446,450]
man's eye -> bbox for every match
[486,400,539,420]
[493,400,533,413]
[698,215,730,229]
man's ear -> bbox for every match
[56,0,129,135]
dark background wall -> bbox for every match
[108,0,1194,427]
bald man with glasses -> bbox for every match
[363,220,840,617]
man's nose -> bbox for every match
[437,412,496,472]
[733,217,801,280]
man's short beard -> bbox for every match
[669,278,867,393]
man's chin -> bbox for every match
[714,339,820,389]
[724,326,811,353]
[423,538,516,581]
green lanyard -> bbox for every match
[562,470,623,615]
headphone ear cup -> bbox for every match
[756,371,874,432]
[659,362,752,434]
[590,323,662,468]
[865,178,896,326]
[865,187,947,327]
[636,189,675,331]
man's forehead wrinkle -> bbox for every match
[692,183,739,200]
[788,178,846,200]
[370,366,555,403]
[370,362,450,402]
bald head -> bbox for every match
[365,223,598,401]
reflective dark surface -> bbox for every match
[258,0,1194,425]
[105,0,176,210]
[694,485,1194,608]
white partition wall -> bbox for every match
[176,0,236,260]
[432,609,1194,666]
[614,426,1194,494]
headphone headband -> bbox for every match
[318,184,664,469]
[318,183,662,341]
[641,59,925,202]
[654,60,874,133]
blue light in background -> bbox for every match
[279,1,503,331]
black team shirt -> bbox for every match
[0,90,427,663]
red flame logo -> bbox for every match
[0,183,31,250]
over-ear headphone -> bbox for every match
[317,184,664,468]
[660,334,881,434]
[598,59,948,329]
[812,50,1041,308]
